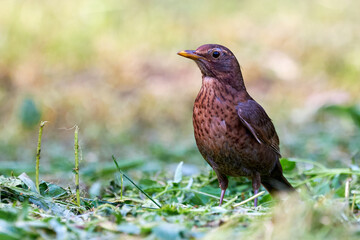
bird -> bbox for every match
[177,44,294,207]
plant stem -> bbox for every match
[222,195,238,208]
[35,121,46,193]
[154,184,170,199]
[112,156,161,208]
[74,125,80,207]
[351,192,356,213]
[233,191,265,207]
[120,173,123,200]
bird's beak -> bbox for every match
[177,50,205,61]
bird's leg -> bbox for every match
[217,173,228,206]
[252,172,261,207]
[206,157,228,206]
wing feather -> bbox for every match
[236,100,281,156]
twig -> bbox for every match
[35,121,46,193]
[233,191,265,207]
[222,195,238,208]
[74,125,80,207]
[112,156,161,208]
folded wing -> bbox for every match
[236,100,281,156]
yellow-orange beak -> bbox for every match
[177,50,205,60]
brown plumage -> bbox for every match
[178,44,294,206]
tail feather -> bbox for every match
[261,161,295,195]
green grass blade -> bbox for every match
[112,155,161,208]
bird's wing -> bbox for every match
[236,100,281,156]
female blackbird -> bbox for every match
[178,44,294,207]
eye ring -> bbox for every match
[212,51,220,58]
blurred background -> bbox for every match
[0,0,359,183]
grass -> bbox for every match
[0,118,359,239]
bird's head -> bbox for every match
[178,44,245,90]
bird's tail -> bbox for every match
[261,161,295,195]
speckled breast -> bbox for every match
[192,77,276,177]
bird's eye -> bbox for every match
[212,51,220,58]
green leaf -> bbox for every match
[173,161,183,183]
[138,179,164,192]
[0,176,22,187]
[334,185,345,198]
[18,173,38,193]
[4,185,73,217]
[187,192,209,206]
[280,158,297,172]
[258,193,272,205]
[39,182,68,198]
[200,185,221,196]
